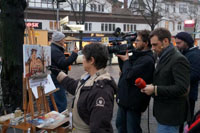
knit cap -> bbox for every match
[175,32,194,47]
[52,31,65,42]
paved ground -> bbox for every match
[68,64,200,133]
[1,64,200,133]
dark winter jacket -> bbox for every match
[58,69,117,133]
[116,50,155,113]
[182,47,200,101]
[51,42,78,84]
[153,45,190,125]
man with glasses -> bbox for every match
[116,30,155,133]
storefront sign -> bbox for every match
[184,20,195,28]
[26,22,42,29]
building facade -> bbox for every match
[25,0,151,42]
[25,0,200,45]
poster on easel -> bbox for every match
[23,44,57,99]
[23,44,51,78]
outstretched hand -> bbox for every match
[47,66,61,77]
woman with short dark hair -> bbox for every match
[55,43,117,133]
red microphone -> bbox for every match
[135,78,146,89]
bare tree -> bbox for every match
[129,0,163,31]
[64,0,105,49]
[181,1,200,39]
[0,0,26,113]
[164,0,200,38]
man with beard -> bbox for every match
[116,30,155,133]
[175,32,200,133]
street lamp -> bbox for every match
[55,0,66,31]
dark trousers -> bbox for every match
[49,83,67,113]
[116,106,142,133]
[179,98,195,133]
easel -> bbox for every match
[24,77,62,133]
[0,28,70,133]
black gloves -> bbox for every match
[47,66,61,77]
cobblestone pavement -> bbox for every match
[2,64,200,133]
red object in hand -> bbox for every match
[135,78,146,89]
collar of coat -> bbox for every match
[52,41,65,51]
[182,46,198,55]
[80,68,111,87]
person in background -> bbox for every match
[175,32,200,133]
[52,43,117,133]
[108,53,113,65]
[141,28,190,133]
[50,31,78,112]
[116,30,155,133]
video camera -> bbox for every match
[107,27,137,54]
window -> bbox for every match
[49,21,58,30]
[165,21,169,29]
[134,25,137,31]
[179,4,187,13]
[172,22,175,31]
[123,24,126,32]
[101,23,115,32]
[189,5,198,14]
[127,24,130,32]
[90,4,93,11]
[72,3,78,11]
[41,0,53,3]
[165,4,169,12]
[101,23,104,31]
[113,24,115,31]
[105,24,108,31]
[131,25,133,31]
[85,23,92,31]
[177,22,182,30]
[94,4,97,12]
[89,23,92,31]
[172,4,176,13]
[102,5,104,12]
[109,24,112,31]
[98,5,101,12]
[54,22,58,30]
[85,23,88,31]
[91,4,97,12]
[49,21,53,30]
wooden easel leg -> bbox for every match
[2,125,8,133]
[50,94,58,112]
[28,87,35,119]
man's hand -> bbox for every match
[73,47,79,53]
[117,50,129,61]
[141,84,155,95]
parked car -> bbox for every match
[76,51,83,64]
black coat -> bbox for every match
[116,50,155,113]
[183,47,200,101]
[51,42,78,83]
[60,70,117,133]
[153,46,190,125]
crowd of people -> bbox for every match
[49,28,200,133]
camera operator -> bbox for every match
[116,30,155,133]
